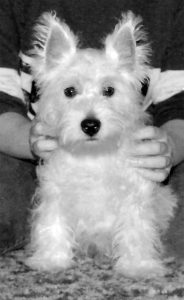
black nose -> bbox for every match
[81,118,101,137]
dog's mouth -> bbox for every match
[85,137,99,142]
[61,135,121,157]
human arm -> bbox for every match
[129,119,184,182]
[0,1,58,160]
[129,1,184,182]
[0,1,31,158]
[161,119,184,167]
[0,112,33,159]
[0,111,59,160]
[129,94,184,182]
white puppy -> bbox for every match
[27,11,177,279]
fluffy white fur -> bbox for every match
[27,11,177,279]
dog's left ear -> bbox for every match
[30,12,78,76]
[44,16,77,69]
[104,11,150,73]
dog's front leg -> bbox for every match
[113,200,166,279]
[27,187,74,271]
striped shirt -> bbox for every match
[0,0,184,125]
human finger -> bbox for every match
[129,155,171,169]
[31,121,54,137]
[131,140,168,156]
[133,126,167,141]
[136,168,170,182]
[31,139,58,158]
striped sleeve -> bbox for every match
[150,0,184,125]
[148,93,184,127]
[0,0,27,116]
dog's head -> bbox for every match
[30,12,151,153]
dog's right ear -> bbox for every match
[31,12,78,75]
[104,11,151,80]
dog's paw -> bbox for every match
[26,251,73,272]
[115,258,167,279]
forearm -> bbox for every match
[0,112,34,159]
[161,119,184,167]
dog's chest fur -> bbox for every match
[38,147,152,234]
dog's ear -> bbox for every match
[30,12,78,74]
[105,20,136,69]
[45,18,77,69]
[104,11,150,73]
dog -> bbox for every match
[27,11,177,279]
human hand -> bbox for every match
[29,119,59,160]
[128,126,174,182]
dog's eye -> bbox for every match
[102,86,115,97]
[64,87,77,98]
